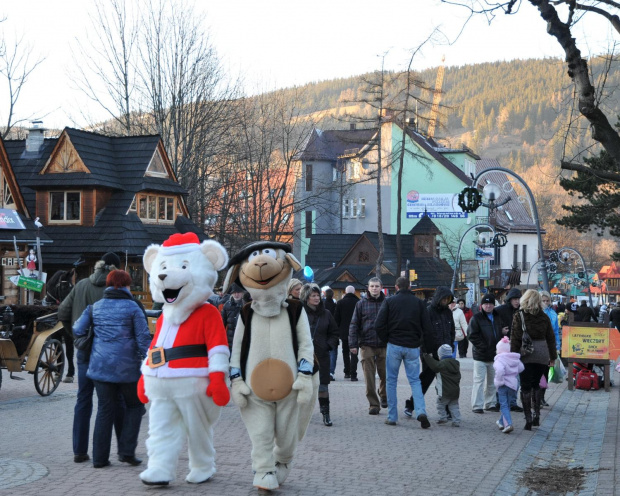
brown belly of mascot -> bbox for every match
[250,358,294,401]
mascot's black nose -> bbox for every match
[158,274,167,281]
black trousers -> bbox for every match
[457,337,469,358]
[341,337,359,377]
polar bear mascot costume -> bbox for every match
[138,232,230,486]
[224,241,319,491]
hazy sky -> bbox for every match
[0,0,613,129]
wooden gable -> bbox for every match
[40,132,90,174]
[340,235,379,266]
[0,137,28,215]
[144,141,178,181]
[335,270,357,283]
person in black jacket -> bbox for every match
[495,287,521,337]
[375,277,433,429]
[301,283,339,426]
[468,293,503,413]
[404,286,455,418]
[575,300,595,323]
[221,283,245,351]
[334,286,360,381]
[610,303,620,329]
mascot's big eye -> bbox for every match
[262,248,277,259]
[248,250,260,262]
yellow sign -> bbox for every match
[409,270,418,281]
[562,326,609,360]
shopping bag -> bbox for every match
[549,357,565,384]
[540,374,548,389]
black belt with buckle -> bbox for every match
[148,344,208,369]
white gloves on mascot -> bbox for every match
[138,232,230,486]
[224,241,319,491]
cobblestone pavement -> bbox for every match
[0,357,617,495]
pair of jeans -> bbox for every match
[92,380,144,464]
[497,385,516,427]
[360,346,386,408]
[73,361,125,456]
[329,346,338,375]
[471,360,496,410]
[386,343,426,422]
[437,396,461,423]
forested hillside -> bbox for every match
[281,57,620,265]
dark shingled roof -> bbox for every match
[295,128,378,161]
[408,213,442,235]
[3,127,201,266]
[304,229,453,290]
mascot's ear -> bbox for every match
[222,265,240,294]
[143,244,160,274]
[201,240,229,272]
[285,253,302,272]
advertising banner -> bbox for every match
[406,191,467,219]
[0,209,25,230]
[562,326,610,360]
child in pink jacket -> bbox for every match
[493,337,524,433]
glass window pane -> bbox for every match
[158,197,166,220]
[139,196,146,218]
[167,198,174,220]
[148,196,156,219]
[66,192,80,220]
[50,192,64,220]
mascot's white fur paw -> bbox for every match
[253,471,279,491]
[140,467,172,485]
[275,461,291,485]
[186,467,215,484]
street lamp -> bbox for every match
[457,166,549,293]
[450,223,507,293]
[550,247,593,307]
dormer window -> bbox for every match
[145,150,169,178]
[130,193,176,223]
[49,191,81,223]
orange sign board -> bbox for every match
[562,326,610,360]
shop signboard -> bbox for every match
[406,191,467,219]
[562,326,609,360]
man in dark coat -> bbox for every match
[575,300,595,323]
[375,277,433,428]
[404,286,455,417]
[610,303,620,329]
[495,287,522,337]
[334,286,360,380]
[349,277,386,413]
[467,293,504,413]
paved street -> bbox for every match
[1,357,618,496]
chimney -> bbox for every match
[350,123,356,131]
[26,121,45,153]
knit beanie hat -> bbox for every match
[102,251,121,268]
[496,336,510,354]
[438,344,453,360]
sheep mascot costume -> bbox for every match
[138,232,230,486]
[224,241,319,491]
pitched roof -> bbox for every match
[304,231,453,289]
[408,213,442,235]
[296,128,377,161]
[5,128,185,216]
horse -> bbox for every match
[45,269,75,306]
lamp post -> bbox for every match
[458,166,549,293]
[550,247,593,307]
[450,223,502,293]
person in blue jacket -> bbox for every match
[73,270,151,469]
[540,291,560,407]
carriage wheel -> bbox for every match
[34,338,65,396]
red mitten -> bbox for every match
[137,375,149,404]
[206,371,230,406]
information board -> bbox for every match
[562,326,610,360]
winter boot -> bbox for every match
[532,389,542,427]
[540,388,549,407]
[318,396,332,427]
[521,390,533,431]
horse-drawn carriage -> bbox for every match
[0,306,66,396]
